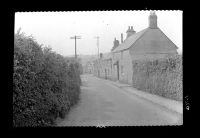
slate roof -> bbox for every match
[112,28,149,53]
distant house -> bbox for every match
[84,61,94,74]
[93,11,178,84]
[93,53,113,79]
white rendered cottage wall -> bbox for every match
[111,50,133,84]
[119,50,133,84]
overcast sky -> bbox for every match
[15,11,182,56]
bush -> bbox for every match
[132,55,182,101]
[13,30,82,126]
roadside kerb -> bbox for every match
[100,77,183,114]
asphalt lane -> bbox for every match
[57,74,182,126]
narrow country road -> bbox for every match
[57,74,182,126]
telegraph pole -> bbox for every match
[70,35,81,58]
[94,36,100,58]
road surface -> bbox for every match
[57,74,182,126]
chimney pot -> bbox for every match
[126,25,136,38]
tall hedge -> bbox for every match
[13,30,81,126]
[132,55,182,101]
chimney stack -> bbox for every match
[126,26,136,39]
[149,11,157,29]
[121,33,123,43]
[114,38,119,47]
[111,37,119,51]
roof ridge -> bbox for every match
[128,28,150,50]
[112,28,149,52]
[125,28,148,41]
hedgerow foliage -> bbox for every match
[13,29,81,126]
[132,55,182,101]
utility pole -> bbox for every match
[70,35,81,58]
[94,36,100,58]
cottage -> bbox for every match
[94,11,178,84]
[84,61,94,74]
[93,53,113,79]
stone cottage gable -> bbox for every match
[112,28,148,53]
[129,28,178,54]
[93,11,180,84]
[157,28,179,50]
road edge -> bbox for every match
[95,76,183,115]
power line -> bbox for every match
[70,35,81,58]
